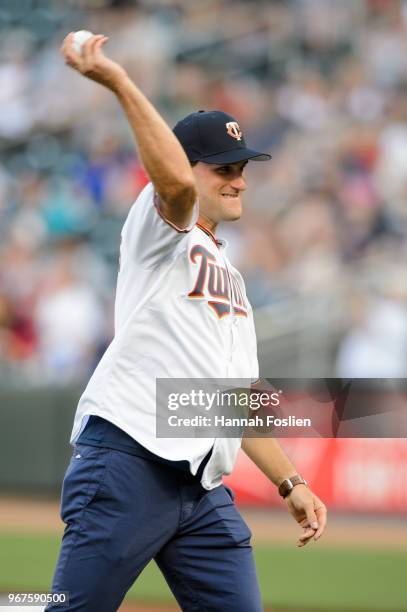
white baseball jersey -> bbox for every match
[71,182,259,489]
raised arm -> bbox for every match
[241,437,327,547]
[61,33,197,228]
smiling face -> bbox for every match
[192,160,248,230]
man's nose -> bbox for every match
[230,175,247,191]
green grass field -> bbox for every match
[0,532,406,611]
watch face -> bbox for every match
[279,479,294,498]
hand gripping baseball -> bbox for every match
[61,32,128,92]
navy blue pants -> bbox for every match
[46,443,262,611]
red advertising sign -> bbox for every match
[224,439,407,512]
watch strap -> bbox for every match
[278,474,307,498]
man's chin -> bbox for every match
[219,203,242,221]
[226,208,242,221]
[225,212,242,222]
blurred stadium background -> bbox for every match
[0,0,407,610]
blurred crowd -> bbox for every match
[1,0,407,383]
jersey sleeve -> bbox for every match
[121,182,199,268]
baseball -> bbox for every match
[72,30,94,55]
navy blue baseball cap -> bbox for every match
[173,110,271,164]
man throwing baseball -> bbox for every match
[47,33,327,612]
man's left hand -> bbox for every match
[284,485,327,547]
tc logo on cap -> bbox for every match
[226,121,242,141]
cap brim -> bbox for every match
[197,148,271,164]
